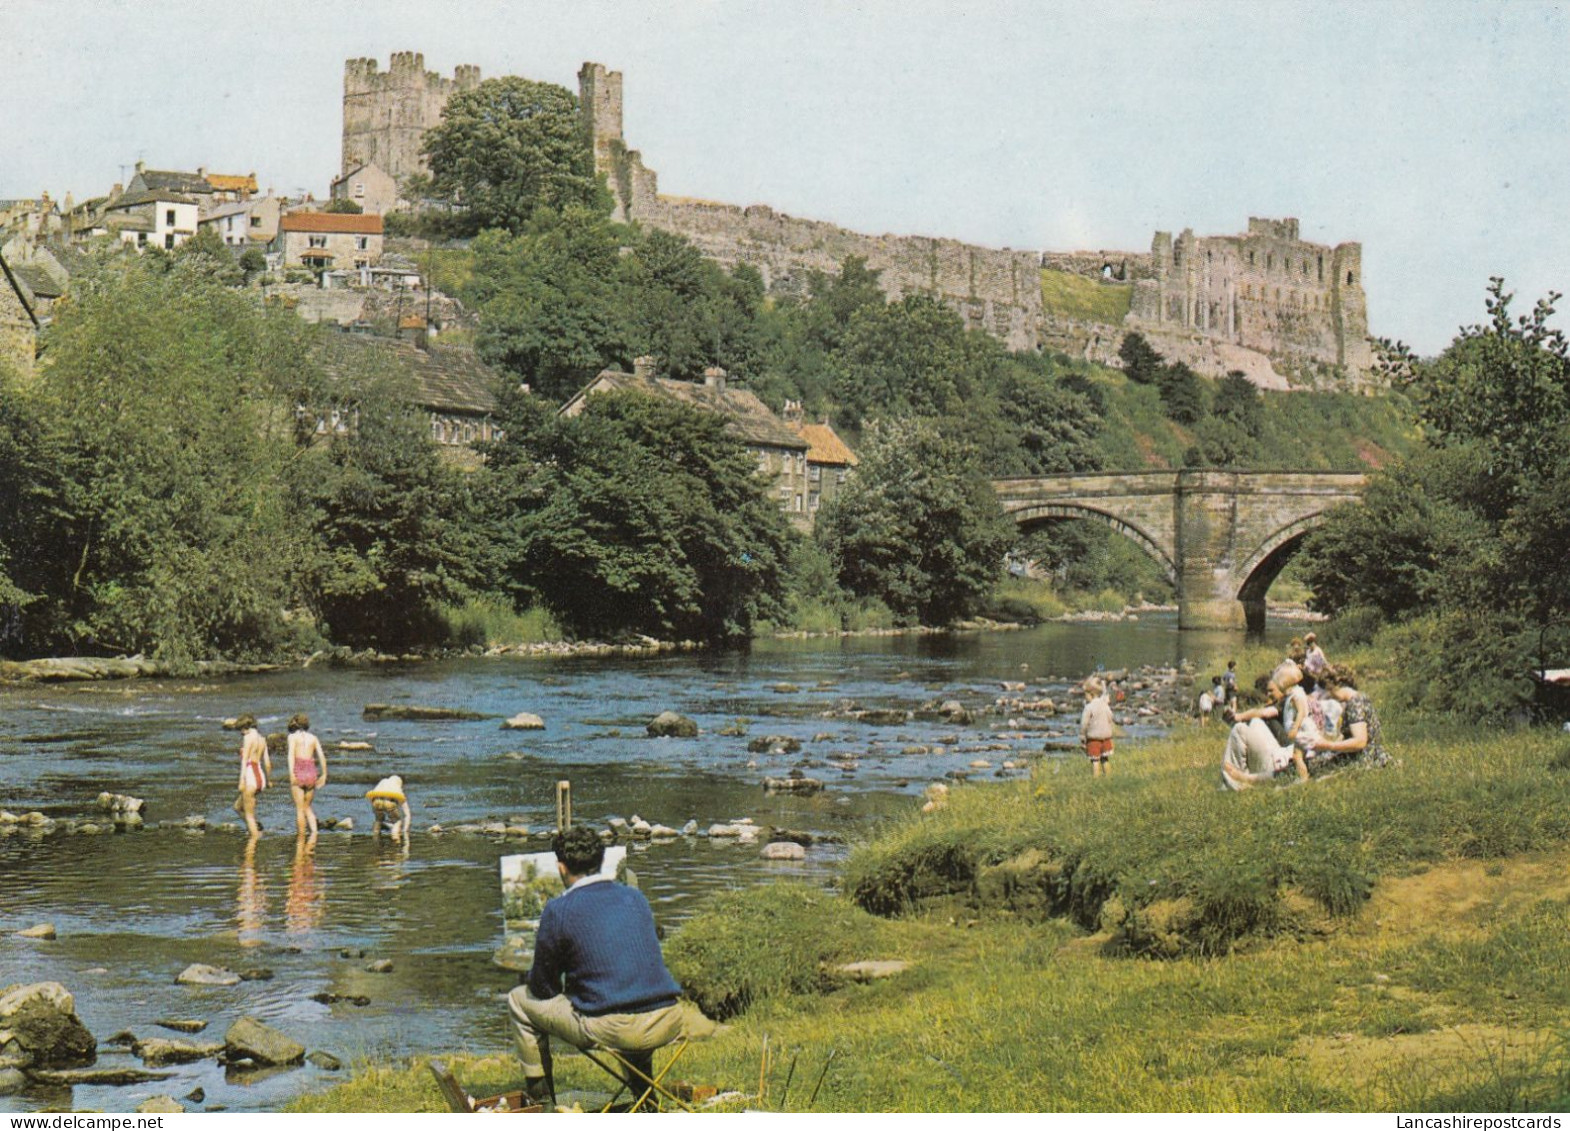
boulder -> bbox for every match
[336,817,354,831]
[137,1097,184,1114]
[856,709,909,726]
[364,959,394,974]
[707,823,743,838]
[362,703,487,721]
[134,1037,225,1065]
[680,820,699,836]
[29,1067,169,1086]
[95,792,144,815]
[646,711,698,738]
[306,1050,343,1071]
[337,740,375,751]
[223,1016,305,1066]
[176,963,241,987]
[746,735,802,753]
[16,924,56,940]
[0,982,96,1068]
[501,713,545,730]
[0,1067,26,1094]
[939,700,974,725]
[762,776,824,794]
[760,841,806,861]
[154,1018,208,1034]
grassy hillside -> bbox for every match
[1040,268,1134,324]
[1076,364,1418,472]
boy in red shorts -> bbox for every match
[1079,676,1115,778]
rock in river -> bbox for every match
[763,775,824,794]
[155,1018,208,1034]
[363,703,488,721]
[0,982,96,1068]
[16,923,56,940]
[176,963,241,987]
[502,712,545,730]
[646,711,698,738]
[224,1016,305,1066]
[760,841,806,861]
[137,1097,184,1114]
[29,1067,170,1086]
[134,1037,225,1066]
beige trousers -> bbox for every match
[507,985,716,1077]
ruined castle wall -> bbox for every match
[1040,250,1154,282]
[1128,217,1372,377]
[342,53,481,185]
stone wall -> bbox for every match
[579,63,1043,352]
[1040,249,1154,282]
[341,53,482,186]
[1128,218,1374,377]
[0,255,37,378]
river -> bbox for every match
[0,615,1283,1112]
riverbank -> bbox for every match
[289,645,1570,1112]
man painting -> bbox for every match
[508,826,717,1104]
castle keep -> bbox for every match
[342,54,1373,381]
[342,53,481,185]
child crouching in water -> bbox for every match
[1079,677,1114,778]
[366,775,411,839]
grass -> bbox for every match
[1040,269,1134,324]
[439,596,562,648]
[290,641,1570,1112]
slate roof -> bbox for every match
[318,333,500,417]
[567,369,808,450]
[280,212,383,235]
[11,264,62,299]
[106,189,199,210]
[0,252,40,327]
[137,169,213,195]
[794,422,859,466]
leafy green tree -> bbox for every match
[992,360,1105,475]
[468,206,629,400]
[324,197,363,214]
[486,390,791,642]
[1118,330,1163,385]
[1212,370,1264,438]
[817,419,1014,624]
[290,348,484,650]
[33,254,313,660]
[829,295,996,429]
[1158,360,1208,425]
[423,76,610,234]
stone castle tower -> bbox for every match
[341,52,482,185]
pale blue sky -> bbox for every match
[3,0,1565,354]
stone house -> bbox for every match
[0,249,40,378]
[200,195,283,246]
[560,358,812,526]
[790,416,858,519]
[315,329,502,467]
[126,163,257,213]
[0,239,73,321]
[330,162,399,218]
[273,212,384,271]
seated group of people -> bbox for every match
[1219,633,1389,790]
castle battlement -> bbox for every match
[341,52,482,183]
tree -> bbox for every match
[816,419,1014,625]
[828,295,996,429]
[468,206,629,400]
[290,348,484,651]
[324,197,363,214]
[1158,360,1209,425]
[1212,370,1264,439]
[485,390,792,642]
[1118,331,1163,385]
[423,76,610,234]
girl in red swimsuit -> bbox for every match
[286,713,328,838]
[235,715,271,838]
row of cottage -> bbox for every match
[1,164,857,530]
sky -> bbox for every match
[3,0,1566,355]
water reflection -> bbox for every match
[236,833,267,945]
[286,833,325,936]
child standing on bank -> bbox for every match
[1079,677,1115,778]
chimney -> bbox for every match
[197,166,206,179]
[135,160,145,175]
[633,355,655,380]
[703,366,727,392]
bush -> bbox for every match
[664,883,893,1019]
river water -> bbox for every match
[0,615,1275,1112]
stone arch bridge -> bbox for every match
[992,470,1367,630]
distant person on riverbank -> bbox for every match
[367,774,411,839]
[1222,661,1238,708]
[235,714,270,837]
[1303,632,1328,688]
[286,713,328,837]
[1080,677,1114,778]
[1197,679,1218,726]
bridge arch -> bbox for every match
[1004,502,1179,587]
[1233,512,1329,633]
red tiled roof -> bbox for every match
[280,212,383,234]
[794,422,858,466]
[206,173,258,193]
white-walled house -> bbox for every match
[99,190,199,250]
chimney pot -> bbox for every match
[703,366,727,391]
[633,355,656,379]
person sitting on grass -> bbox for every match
[1220,677,1309,790]
[508,826,719,1106]
[1309,664,1390,769]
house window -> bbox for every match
[137,232,147,246]
[809,465,821,482]
[354,259,368,270]
[794,494,803,512]
[308,235,327,249]
[166,209,176,226]
[758,450,769,472]
[164,234,175,249]
[251,215,262,228]
[355,236,368,250]
[353,182,365,198]
[809,492,820,511]
[835,469,847,486]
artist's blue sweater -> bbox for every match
[526,879,681,1016]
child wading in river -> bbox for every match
[1079,677,1115,778]
[366,774,411,839]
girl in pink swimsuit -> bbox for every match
[235,714,271,838]
[286,713,328,838]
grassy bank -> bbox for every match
[291,647,1570,1112]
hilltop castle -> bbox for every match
[341,54,1374,384]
